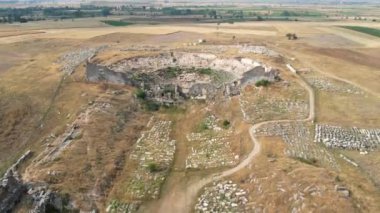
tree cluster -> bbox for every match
[286,33,298,40]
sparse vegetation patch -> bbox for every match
[255,79,270,87]
[340,26,380,38]
[102,20,134,26]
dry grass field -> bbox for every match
[0,10,380,212]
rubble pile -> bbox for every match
[186,132,239,169]
[238,45,281,57]
[243,170,348,212]
[240,86,308,123]
[186,115,238,169]
[315,124,380,150]
[305,76,363,95]
[126,120,176,199]
[195,180,249,213]
[59,46,105,74]
[255,122,338,169]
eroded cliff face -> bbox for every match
[86,62,134,86]
[86,52,279,103]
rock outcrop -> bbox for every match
[0,150,32,212]
[0,150,76,212]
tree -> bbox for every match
[73,9,83,18]
[101,8,111,17]
[286,33,298,40]
[282,10,291,16]
[209,10,217,19]
[19,17,28,23]
[257,16,264,21]
[286,33,292,40]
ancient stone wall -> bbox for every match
[86,52,279,104]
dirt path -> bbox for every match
[140,65,316,213]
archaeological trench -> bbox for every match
[1,44,380,212]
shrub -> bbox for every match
[222,120,231,128]
[147,163,159,172]
[255,79,270,87]
[196,68,213,75]
[197,122,209,132]
[144,101,160,111]
[286,33,298,40]
[295,157,318,166]
[166,67,182,78]
[135,89,146,100]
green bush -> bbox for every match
[255,79,270,87]
[135,89,146,100]
[166,67,182,78]
[196,68,213,75]
[147,163,159,173]
[222,120,231,128]
[144,101,160,111]
[295,157,318,166]
[197,122,209,132]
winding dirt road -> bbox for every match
[142,66,316,213]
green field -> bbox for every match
[101,20,134,26]
[341,26,380,38]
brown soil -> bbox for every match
[311,48,380,70]
[232,137,358,212]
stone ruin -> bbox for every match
[254,122,338,169]
[238,45,281,57]
[58,46,107,75]
[303,74,363,95]
[86,52,279,104]
[315,124,380,150]
[239,82,308,123]
[123,118,176,200]
[195,180,249,213]
[185,115,239,169]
